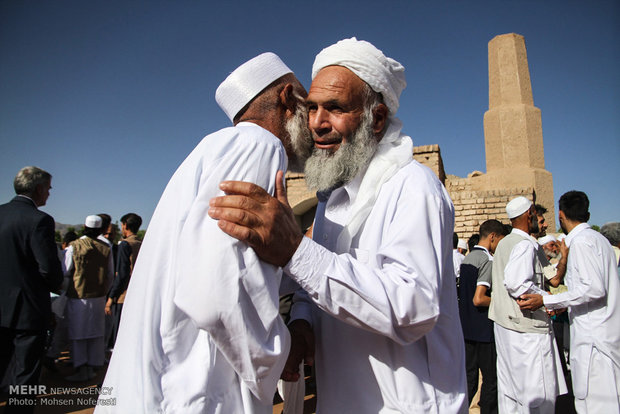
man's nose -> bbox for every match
[309,107,330,135]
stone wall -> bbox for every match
[446,173,533,239]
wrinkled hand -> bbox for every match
[281,319,314,382]
[517,293,544,311]
[208,171,303,267]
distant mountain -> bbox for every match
[55,222,82,234]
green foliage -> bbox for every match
[591,225,600,232]
[136,230,146,241]
[55,230,61,243]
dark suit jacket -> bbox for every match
[0,196,63,330]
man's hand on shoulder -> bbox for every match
[208,171,303,267]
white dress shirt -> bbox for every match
[543,223,620,403]
[285,159,467,413]
[97,123,290,413]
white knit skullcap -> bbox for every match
[457,239,467,250]
[311,37,406,114]
[216,52,293,122]
[506,196,532,219]
[537,235,557,245]
[85,215,102,229]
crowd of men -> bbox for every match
[0,166,142,412]
[1,37,619,414]
[456,196,619,413]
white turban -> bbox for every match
[311,39,413,251]
[312,37,406,114]
[538,235,557,245]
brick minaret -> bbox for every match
[482,33,555,230]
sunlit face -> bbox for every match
[537,213,548,237]
[306,66,366,153]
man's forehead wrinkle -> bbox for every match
[308,81,349,98]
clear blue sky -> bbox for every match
[1,0,618,230]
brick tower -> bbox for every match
[481,33,556,230]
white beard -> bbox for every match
[304,109,378,192]
[284,104,313,173]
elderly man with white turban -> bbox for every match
[209,38,468,413]
[96,53,311,413]
[488,196,567,413]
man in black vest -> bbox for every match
[457,219,508,414]
[0,166,63,411]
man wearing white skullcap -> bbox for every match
[98,53,311,413]
[489,196,567,413]
[63,215,114,381]
[209,38,468,413]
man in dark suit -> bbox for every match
[0,166,63,410]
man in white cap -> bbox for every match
[63,215,114,381]
[519,191,620,412]
[453,233,467,281]
[209,38,467,413]
[488,196,567,413]
[97,53,310,413]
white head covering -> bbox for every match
[457,239,468,250]
[537,235,557,245]
[312,37,406,115]
[215,52,292,122]
[85,215,102,229]
[310,38,413,251]
[506,196,532,219]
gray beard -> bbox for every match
[284,104,313,173]
[544,249,559,259]
[304,110,378,192]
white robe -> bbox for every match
[96,123,290,414]
[286,160,467,413]
[496,229,566,413]
[544,223,620,411]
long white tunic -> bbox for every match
[97,123,290,414]
[286,160,467,413]
[496,229,566,412]
[543,223,620,408]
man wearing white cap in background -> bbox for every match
[209,38,467,413]
[97,53,311,413]
[453,233,467,282]
[488,196,567,413]
[519,191,620,412]
[63,215,114,381]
